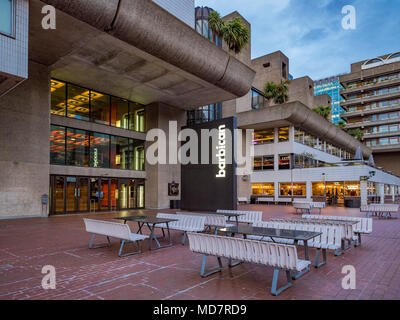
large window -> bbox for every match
[51,80,67,116]
[312,182,325,196]
[67,84,90,121]
[345,181,360,197]
[0,0,14,36]
[50,80,145,132]
[254,156,274,171]
[50,126,145,171]
[187,103,222,126]
[111,136,130,170]
[91,91,110,125]
[66,128,90,167]
[50,125,66,165]
[251,89,268,109]
[252,183,274,196]
[253,129,274,145]
[293,183,306,196]
[279,155,291,170]
[90,133,110,168]
[279,183,292,196]
[278,127,289,142]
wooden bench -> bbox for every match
[83,218,149,257]
[360,204,399,219]
[293,202,312,214]
[217,209,263,224]
[256,197,274,205]
[250,220,343,267]
[302,214,372,246]
[238,197,250,204]
[155,213,206,245]
[187,232,310,296]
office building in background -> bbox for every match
[314,76,346,124]
[340,52,400,176]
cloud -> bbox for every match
[195,0,400,80]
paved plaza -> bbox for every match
[0,205,399,300]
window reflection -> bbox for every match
[66,128,90,167]
[111,97,129,129]
[90,132,110,168]
[50,125,66,165]
[67,84,90,121]
[91,91,110,125]
[51,80,66,116]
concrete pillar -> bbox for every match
[360,181,368,206]
[274,181,279,201]
[0,61,50,219]
[306,181,312,201]
[378,183,385,204]
[390,185,395,203]
[145,103,186,209]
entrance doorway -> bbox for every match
[325,182,345,206]
[50,175,145,215]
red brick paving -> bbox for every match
[0,205,399,300]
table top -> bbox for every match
[115,216,178,224]
[301,218,359,225]
[221,225,322,241]
[181,211,245,217]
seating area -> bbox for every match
[2,204,399,300]
[83,219,149,257]
[216,209,263,224]
[360,204,399,219]
[187,232,311,296]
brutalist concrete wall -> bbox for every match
[0,61,50,219]
[153,0,195,28]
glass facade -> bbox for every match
[0,0,14,36]
[50,80,145,132]
[253,156,274,171]
[253,129,274,145]
[314,76,345,124]
[187,103,222,126]
[50,125,145,171]
[251,88,268,109]
[252,183,274,196]
[195,7,223,47]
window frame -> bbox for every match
[0,0,16,38]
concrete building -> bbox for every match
[340,52,400,176]
[314,76,346,124]
[0,0,255,218]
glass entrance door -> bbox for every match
[54,176,65,213]
[66,177,78,212]
[119,180,129,210]
[326,182,345,206]
[100,179,110,211]
[78,178,89,212]
[137,183,145,208]
[90,178,100,212]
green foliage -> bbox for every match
[336,121,346,129]
[312,105,332,120]
[208,12,250,54]
[207,11,224,38]
[263,79,290,105]
[347,128,364,141]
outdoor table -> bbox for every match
[220,224,322,279]
[182,211,245,226]
[115,216,178,251]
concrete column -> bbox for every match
[306,181,312,201]
[390,185,395,203]
[145,102,186,209]
[274,181,279,201]
[0,61,50,219]
[360,181,368,206]
[378,183,385,204]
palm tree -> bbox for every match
[208,12,250,54]
[222,18,250,54]
[347,128,364,141]
[312,105,332,120]
[207,11,225,38]
[263,79,290,105]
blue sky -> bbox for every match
[194,0,400,80]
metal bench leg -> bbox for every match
[314,248,327,268]
[200,255,223,278]
[182,232,187,246]
[161,228,165,238]
[89,234,111,249]
[271,269,292,296]
[118,240,142,257]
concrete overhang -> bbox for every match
[31,0,255,109]
[236,101,372,158]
